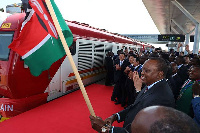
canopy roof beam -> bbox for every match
[171,0,199,25]
[193,25,200,54]
[172,0,199,54]
[171,19,187,34]
[171,26,179,34]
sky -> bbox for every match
[1,0,159,34]
[1,0,167,49]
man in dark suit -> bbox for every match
[175,56,189,80]
[111,52,130,104]
[168,56,189,100]
[124,55,143,106]
[105,51,114,86]
[90,58,175,133]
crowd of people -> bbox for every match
[90,44,200,133]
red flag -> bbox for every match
[29,0,58,39]
[8,0,73,76]
[8,0,58,56]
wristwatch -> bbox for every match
[101,124,113,133]
[101,126,108,132]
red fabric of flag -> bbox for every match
[8,12,48,56]
[29,0,58,39]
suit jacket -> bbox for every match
[128,64,135,72]
[167,74,183,100]
[105,56,114,85]
[113,79,175,133]
[124,64,143,105]
[177,65,189,83]
[167,64,189,100]
[192,97,200,126]
[114,59,130,83]
[105,56,114,71]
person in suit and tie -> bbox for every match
[167,56,189,100]
[90,58,175,133]
[122,54,136,107]
[105,51,114,86]
[124,55,143,106]
[111,52,130,104]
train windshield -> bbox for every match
[0,32,14,60]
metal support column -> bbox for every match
[184,34,190,55]
[171,19,187,34]
[193,25,200,54]
[171,27,179,34]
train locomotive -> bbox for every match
[0,13,151,120]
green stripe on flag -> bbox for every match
[51,0,73,46]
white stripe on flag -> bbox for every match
[22,34,51,59]
[21,9,35,30]
[48,21,58,38]
[30,0,58,38]
[31,0,44,14]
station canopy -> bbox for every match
[142,0,200,35]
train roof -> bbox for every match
[0,13,25,31]
[67,21,151,47]
[67,20,135,44]
[0,13,151,47]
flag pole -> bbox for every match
[45,0,96,117]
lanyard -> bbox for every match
[178,79,200,100]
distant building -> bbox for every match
[122,34,166,44]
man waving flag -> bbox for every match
[9,0,73,76]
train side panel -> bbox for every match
[46,39,121,101]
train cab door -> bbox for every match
[46,41,77,101]
[46,67,62,101]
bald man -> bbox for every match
[131,106,200,133]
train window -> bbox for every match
[117,46,119,49]
[69,41,76,55]
[0,32,14,61]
